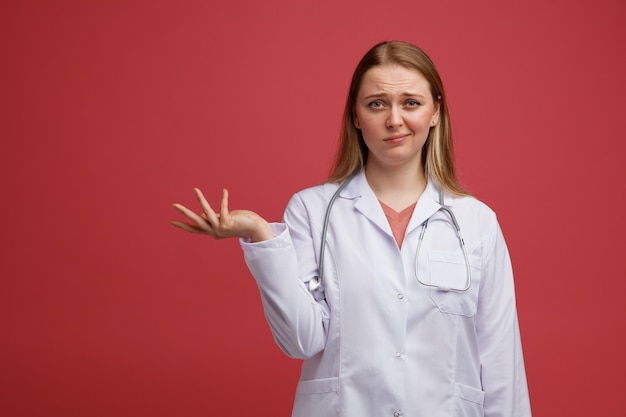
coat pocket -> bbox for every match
[452,382,485,417]
[427,250,481,317]
[292,377,339,417]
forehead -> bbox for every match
[358,64,431,97]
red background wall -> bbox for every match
[1,0,625,415]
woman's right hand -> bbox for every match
[170,188,274,243]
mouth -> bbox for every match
[383,133,411,143]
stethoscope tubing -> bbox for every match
[309,174,355,293]
[415,197,472,292]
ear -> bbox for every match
[430,96,441,127]
[353,108,360,129]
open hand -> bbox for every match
[171,188,274,243]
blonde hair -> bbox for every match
[328,41,468,196]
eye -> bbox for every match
[368,100,385,109]
[405,100,421,108]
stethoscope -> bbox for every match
[308,174,472,297]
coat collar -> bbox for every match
[337,170,443,238]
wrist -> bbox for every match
[246,218,274,243]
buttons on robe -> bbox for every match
[391,287,406,416]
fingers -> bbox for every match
[172,203,212,233]
[194,187,220,226]
[171,188,231,237]
[220,188,229,219]
[169,220,205,234]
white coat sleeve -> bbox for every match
[477,219,532,417]
[240,194,328,360]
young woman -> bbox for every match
[171,41,531,417]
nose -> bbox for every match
[386,106,403,128]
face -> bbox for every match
[353,64,440,172]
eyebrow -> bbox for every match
[362,92,426,100]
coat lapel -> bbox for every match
[406,180,442,235]
[340,171,393,237]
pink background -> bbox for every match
[2,0,625,415]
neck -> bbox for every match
[365,161,427,211]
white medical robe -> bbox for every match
[241,171,531,417]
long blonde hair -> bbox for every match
[328,41,468,196]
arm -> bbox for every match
[241,193,329,359]
[477,220,532,417]
[171,187,328,359]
